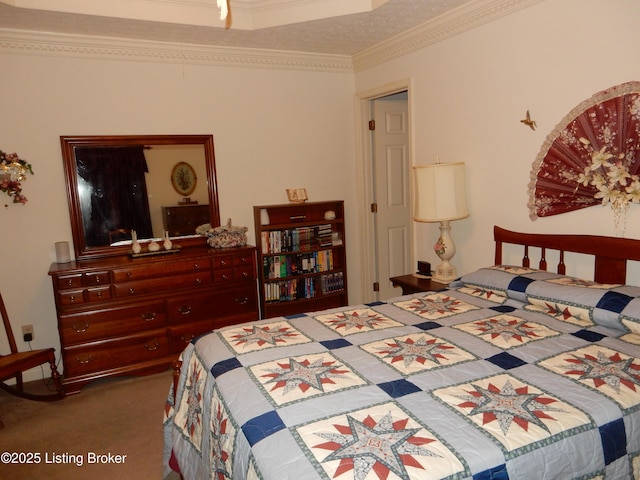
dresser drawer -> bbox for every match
[60,300,167,344]
[111,258,212,283]
[213,267,235,282]
[85,271,110,286]
[86,286,112,302]
[213,264,255,282]
[63,330,170,378]
[55,273,83,290]
[167,284,258,324]
[212,254,235,270]
[58,289,86,307]
[168,320,217,353]
[112,272,212,298]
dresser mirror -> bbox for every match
[60,134,221,260]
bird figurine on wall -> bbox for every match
[521,110,537,130]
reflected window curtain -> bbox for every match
[75,147,153,247]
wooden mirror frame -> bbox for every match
[60,134,221,261]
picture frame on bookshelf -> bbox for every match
[286,188,308,203]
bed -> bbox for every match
[163,226,640,479]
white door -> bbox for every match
[372,93,411,300]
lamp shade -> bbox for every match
[414,162,469,222]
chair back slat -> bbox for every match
[0,292,19,355]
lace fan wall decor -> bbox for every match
[528,81,640,233]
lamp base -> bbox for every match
[432,220,458,284]
[432,263,457,284]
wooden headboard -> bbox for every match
[494,226,640,284]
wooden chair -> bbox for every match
[0,291,64,426]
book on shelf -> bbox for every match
[262,250,334,279]
[260,225,336,254]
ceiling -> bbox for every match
[0,0,476,56]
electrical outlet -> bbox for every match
[22,324,34,342]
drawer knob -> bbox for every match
[220,260,228,266]
[72,322,90,333]
[95,277,101,284]
[242,272,249,278]
[69,295,77,303]
[221,274,229,280]
[180,334,196,343]
[127,272,133,278]
[195,278,202,285]
[193,263,200,270]
[235,296,248,305]
[128,288,135,295]
[144,339,160,351]
[178,305,192,315]
[141,312,157,321]
[96,291,103,298]
[66,279,73,286]
[75,354,95,364]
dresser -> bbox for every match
[49,246,258,394]
[161,204,211,236]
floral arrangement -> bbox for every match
[197,219,248,248]
[0,150,34,204]
[575,138,640,232]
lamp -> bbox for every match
[413,162,469,284]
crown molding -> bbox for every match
[353,0,545,72]
[0,0,542,74]
[0,29,354,73]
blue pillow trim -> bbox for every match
[595,291,633,314]
[508,276,535,293]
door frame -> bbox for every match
[354,78,414,303]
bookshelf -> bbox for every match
[253,200,348,318]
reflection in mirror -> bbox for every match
[61,135,221,260]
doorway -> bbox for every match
[355,80,413,302]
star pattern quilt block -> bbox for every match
[453,314,560,350]
[294,401,469,480]
[620,332,640,345]
[524,297,594,327]
[538,345,640,411]
[621,314,640,334]
[456,285,508,303]
[546,277,617,289]
[360,333,477,376]
[314,308,403,336]
[248,352,368,406]
[432,373,594,456]
[174,353,207,453]
[219,321,312,353]
[208,385,238,480]
[393,293,480,320]
[491,265,540,275]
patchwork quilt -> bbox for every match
[163,267,640,480]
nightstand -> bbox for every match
[390,274,449,295]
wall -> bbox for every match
[355,0,640,284]
[0,51,358,380]
[3,0,640,383]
